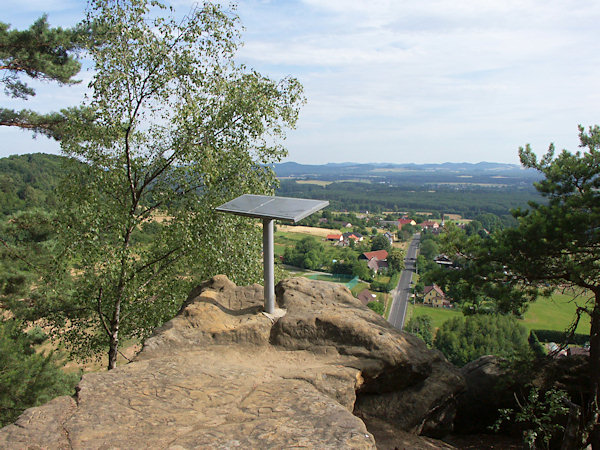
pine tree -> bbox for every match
[0,15,86,139]
[0,319,79,426]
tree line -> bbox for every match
[277,179,540,219]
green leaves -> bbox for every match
[0,16,90,140]
[493,388,570,449]
[405,314,434,347]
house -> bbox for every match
[326,234,343,242]
[319,218,329,224]
[423,284,451,308]
[360,249,389,274]
[384,232,394,244]
[342,222,352,228]
[343,231,363,243]
[434,254,454,267]
[368,258,388,273]
[360,249,389,261]
[421,220,439,230]
[357,289,377,306]
[398,218,416,229]
[567,347,590,357]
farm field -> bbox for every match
[277,224,335,237]
[294,180,333,186]
[405,290,591,336]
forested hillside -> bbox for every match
[0,154,65,216]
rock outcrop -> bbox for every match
[0,276,465,449]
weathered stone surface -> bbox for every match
[0,396,76,449]
[0,275,465,448]
[139,275,270,359]
[272,277,465,438]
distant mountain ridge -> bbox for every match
[274,161,528,176]
[273,161,540,187]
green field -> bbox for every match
[350,282,370,297]
[522,291,591,334]
[406,304,463,329]
[405,290,592,336]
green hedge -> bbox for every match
[532,329,589,345]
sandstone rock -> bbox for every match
[0,396,76,449]
[0,275,465,448]
[139,275,270,359]
[272,277,465,438]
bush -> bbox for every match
[528,330,546,357]
[405,315,433,347]
[367,301,385,315]
[370,280,390,293]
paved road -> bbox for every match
[387,233,420,330]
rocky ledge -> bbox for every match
[0,276,465,449]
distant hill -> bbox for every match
[273,161,541,186]
[0,153,66,216]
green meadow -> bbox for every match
[522,290,591,334]
[405,290,591,336]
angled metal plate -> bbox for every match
[216,194,329,223]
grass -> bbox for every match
[351,282,370,297]
[522,290,591,334]
[374,274,391,284]
[405,303,463,330]
[308,273,354,283]
[384,293,393,319]
[274,230,316,257]
[404,289,592,336]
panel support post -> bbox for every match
[263,218,275,314]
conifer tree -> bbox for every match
[0,319,79,426]
[0,15,85,139]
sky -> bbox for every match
[2,0,599,164]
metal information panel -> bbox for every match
[216,194,329,314]
[216,194,329,223]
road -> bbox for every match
[387,233,420,330]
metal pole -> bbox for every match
[263,218,275,314]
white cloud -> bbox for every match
[2,0,599,163]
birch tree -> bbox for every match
[39,0,303,369]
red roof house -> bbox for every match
[398,218,416,229]
[360,250,389,261]
[423,284,450,307]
